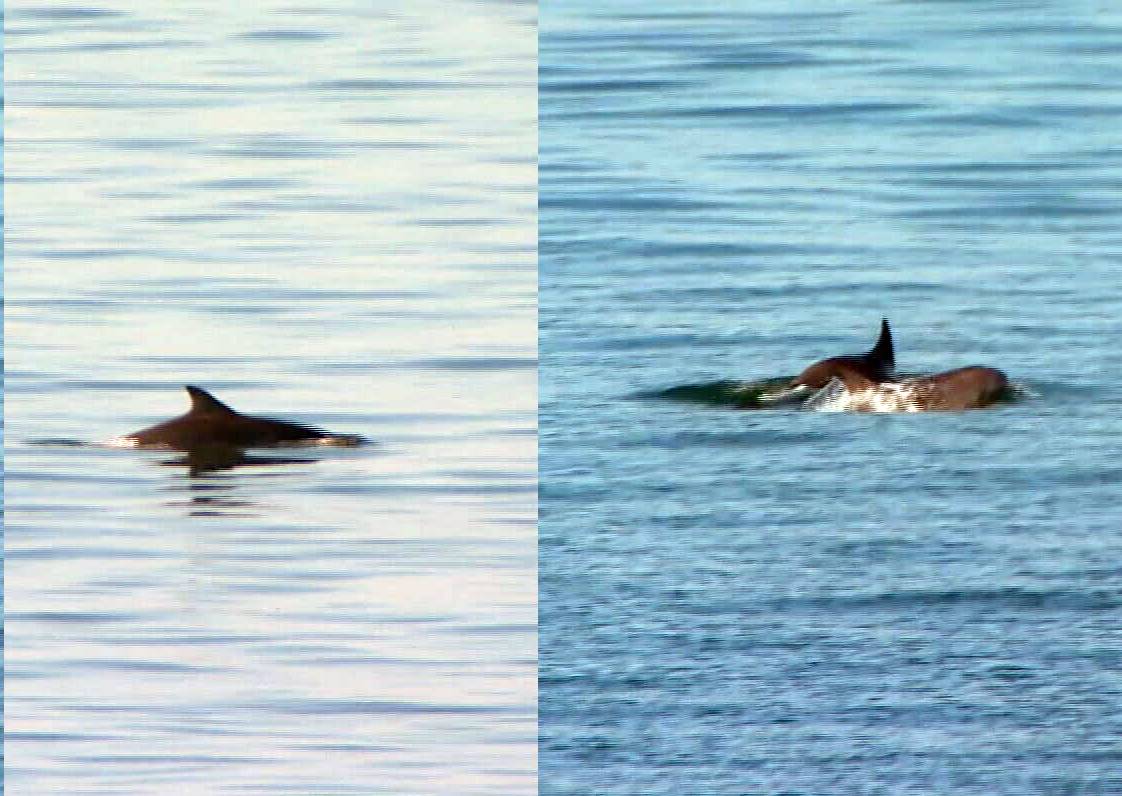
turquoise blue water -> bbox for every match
[540,2,1122,793]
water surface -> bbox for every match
[540,2,1121,793]
[6,2,536,793]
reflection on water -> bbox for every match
[172,476,263,518]
[6,1,535,793]
[160,447,319,477]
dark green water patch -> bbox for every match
[638,377,793,409]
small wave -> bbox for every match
[287,434,369,448]
[26,438,92,447]
[639,378,792,409]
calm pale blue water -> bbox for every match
[5,2,535,793]
[541,2,1122,794]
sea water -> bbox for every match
[5,2,536,792]
[540,2,1122,793]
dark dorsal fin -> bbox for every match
[865,318,895,373]
[184,385,238,416]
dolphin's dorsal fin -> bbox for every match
[184,385,238,415]
[865,318,895,373]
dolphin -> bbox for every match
[784,320,1009,411]
[122,386,366,450]
[812,365,1010,412]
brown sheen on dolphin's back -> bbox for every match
[789,318,895,389]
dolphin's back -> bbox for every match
[807,366,1010,412]
[790,319,895,389]
[125,386,363,450]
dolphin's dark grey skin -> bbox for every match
[124,386,366,450]
[789,318,895,390]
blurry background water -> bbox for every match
[5,1,536,793]
[540,1,1121,794]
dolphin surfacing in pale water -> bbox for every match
[121,386,366,450]
[786,320,1009,411]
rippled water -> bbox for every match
[6,1,535,793]
[541,2,1121,794]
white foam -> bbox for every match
[103,436,141,448]
[757,384,812,406]
[805,378,927,413]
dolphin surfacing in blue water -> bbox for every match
[786,320,1009,411]
[122,386,366,450]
